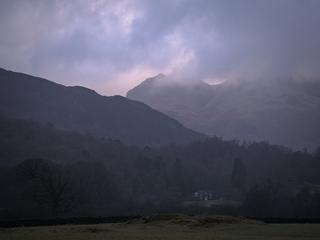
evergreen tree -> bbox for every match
[231,158,247,190]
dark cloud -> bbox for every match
[1,0,320,95]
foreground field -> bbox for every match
[1,221,320,240]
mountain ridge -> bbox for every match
[127,74,320,150]
[0,68,204,146]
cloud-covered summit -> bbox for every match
[1,0,320,95]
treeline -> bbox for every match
[0,158,120,219]
[0,116,320,219]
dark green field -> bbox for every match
[1,215,320,240]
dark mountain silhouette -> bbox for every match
[0,68,204,146]
[127,74,320,150]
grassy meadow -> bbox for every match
[1,215,320,240]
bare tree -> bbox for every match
[16,158,75,216]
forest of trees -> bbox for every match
[1,116,320,220]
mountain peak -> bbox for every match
[154,73,166,79]
[127,74,320,150]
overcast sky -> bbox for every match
[1,0,320,95]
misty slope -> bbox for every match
[127,75,320,150]
[0,68,203,146]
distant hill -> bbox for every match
[0,68,204,146]
[127,74,320,150]
[0,115,132,166]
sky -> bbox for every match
[1,0,320,95]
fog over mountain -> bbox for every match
[128,74,320,150]
[2,1,320,225]
[1,0,320,95]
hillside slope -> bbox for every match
[0,68,203,146]
[127,74,320,150]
